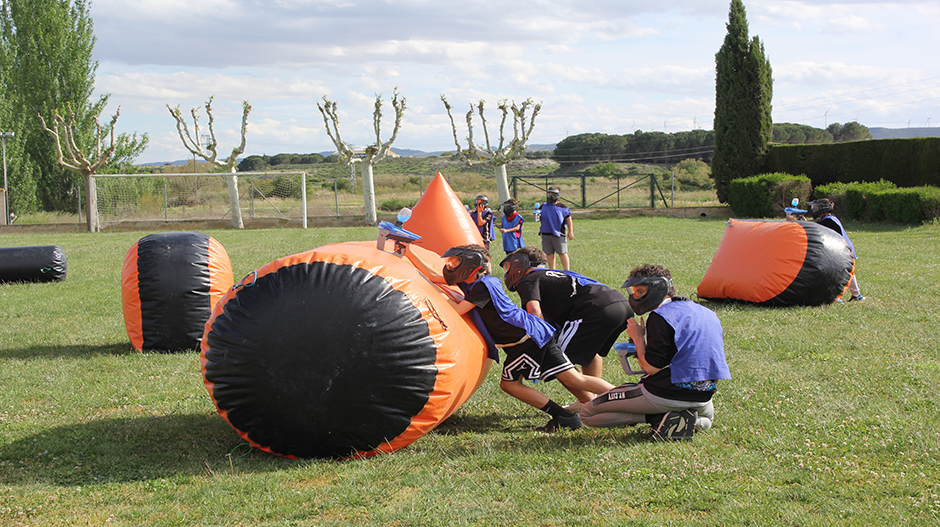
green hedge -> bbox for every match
[728,173,811,218]
[762,137,940,188]
[814,180,940,223]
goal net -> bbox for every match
[91,172,311,227]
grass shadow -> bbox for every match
[0,343,198,360]
[0,413,291,486]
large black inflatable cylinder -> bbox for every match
[0,245,67,283]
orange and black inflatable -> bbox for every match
[0,245,67,283]
[122,232,233,352]
[201,173,491,459]
[697,219,855,307]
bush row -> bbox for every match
[730,173,940,224]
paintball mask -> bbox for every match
[621,275,673,315]
[499,252,531,292]
[442,246,487,285]
[546,188,560,204]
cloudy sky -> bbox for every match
[89,0,940,163]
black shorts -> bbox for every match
[555,302,631,366]
[501,337,574,382]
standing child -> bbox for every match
[406,244,615,432]
[498,199,525,254]
[808,199,864,301]
[469,195,495,250]
[538,187,574,270]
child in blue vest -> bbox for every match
[579,264,731,441]
[498,199,525,253]
[809,199,864,301]
[469,195,495,250]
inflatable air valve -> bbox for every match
[122,232,233,352]
[0,245,67,283]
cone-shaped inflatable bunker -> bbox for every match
[403,172,484,255]
[0,245,67,283]
[697,219,855,307]
[201,242,491,459]
[122,232,233,352]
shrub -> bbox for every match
[816,180,896,220]
[728,173,811,218]
[672,159,713,190]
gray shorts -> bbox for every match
[540,233,567,255]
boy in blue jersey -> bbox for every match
[407,244,615,432]
[579,264,731,441]
[538,187,574,270]
[498,199,525,253]
[809,199,864,301]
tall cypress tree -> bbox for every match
[712,0,773,203]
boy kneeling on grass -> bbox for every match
[409,243,615,432]
[579,264,732,441]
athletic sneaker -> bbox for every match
[651,410,697,441]
[536,413,582,432]
[847,295,865,302]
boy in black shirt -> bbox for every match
[500,247,631,404]
[407,244,615,432]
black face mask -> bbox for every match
[621,275,672,315]
[499,252,530,291]
[502,204,517,216]
[441,248,485,285]
[546,191,559,204]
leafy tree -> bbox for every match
[237,155,268,172]
[712,0,773,203]
[827,121,872,142]
[1,0,146,214]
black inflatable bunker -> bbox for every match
[122,232,233,353]
[201,242,490,460]
[697,219,855,307]
[0,245,67,283]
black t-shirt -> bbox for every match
[640,307,714,402]
[464,281,527,345]
[515,270,628,327]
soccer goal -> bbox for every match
[91,171,308,228]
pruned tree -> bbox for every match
[38,108,121,232]
[318,89,406,226]
[442,96,541,205]
[167,96,251,228]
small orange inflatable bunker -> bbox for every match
[122,232,233,352]
[697,219,854,307]
[201,173,492,459]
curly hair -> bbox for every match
[516,246,548,266]
[627,264,679,297]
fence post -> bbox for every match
[164,181,168,222]
[334,179,339,218]
[301,172,308,229]
[649,174,656,209]
[581,176,586,208]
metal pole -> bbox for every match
[649,174,655,209]
[334,179,339,218]
[1,132,13,225]
[671,170,675,208]
[164,181,168,222]
[301,171,308,229]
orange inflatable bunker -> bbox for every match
[201,174,492,459]
[697,219,855,307]
[122,232,233,352]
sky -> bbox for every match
[88,0,940,164]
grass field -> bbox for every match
[1,216,939,526]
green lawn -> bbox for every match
[1,216,938,526]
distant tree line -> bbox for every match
[772,122,872,144]
[237,153,339,171]
[552,130,715,167]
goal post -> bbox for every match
[91,171,308,229]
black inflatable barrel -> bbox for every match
[0,245,67,283]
